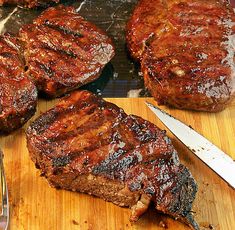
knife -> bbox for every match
[0,150,9,230]
[146,102,235,189]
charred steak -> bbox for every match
[126,0,235,112]
[26,90,198,229]
[0,35,37,133]
[19,5,115,97]
[0,0,59,8]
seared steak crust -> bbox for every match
[0,0,59,8]
[126,0,235,112]
[19,5,115,97]
[0,35,37,133]
[26,90,198,229]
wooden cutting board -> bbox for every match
[0,97,234,230]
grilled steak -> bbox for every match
[19,5,115,97]
[26,90,198,229]
[0,0,59,8]
[126,0,235,112]
[0,35,37,133]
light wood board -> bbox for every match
[0,97,234,230]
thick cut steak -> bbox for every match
[19,5,115,97]
[126,0,235,112]
[0,35,37,133]
[0,0,59,8]
[26,90,198,229]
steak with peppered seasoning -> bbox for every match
[26,90,198,229]
[0,34,37,133]
[0,0,59,8]
[126,0,235,112]
[19,5,115,97]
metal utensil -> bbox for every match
[146,102,235,189]
[0,150,9,230]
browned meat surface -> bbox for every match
[26,90,198,229]
[19,5,115,97]
[126,0,235,112]
[0,35,37,133]
[0,0,59,8]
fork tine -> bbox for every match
[0,150,9,230]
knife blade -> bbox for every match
[0,150,9,230]
[146,102,235,189]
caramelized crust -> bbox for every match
[126,0,235,112]
[19,5,115,97]
[126,0,167,60]
[0,35,37,133]
[26,90,198,229]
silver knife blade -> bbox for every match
[0,150,9,230]
[146,102,235,189]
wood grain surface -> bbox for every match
[0,97,234,230]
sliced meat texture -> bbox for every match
[26,90,198,229]
[19,5,115,97]
[0,35,37,133]
[126,0,235,112]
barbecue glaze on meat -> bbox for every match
[0,35,37,133]
[19,5,115,97]
[0,0,59,8]
[26,90,198,229]
[126,0,235,112]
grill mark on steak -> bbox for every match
[0,34,37,133]
[43,21,84,38]
[24,24,80,59]
[41,42,78,59]
[126,0,235,112]
[46,125,134,168]
[26,90,198,229]
[45,118,113,154]
[34,107,118,160]
[52,155,71,168]
[34,61,54,78]
[93,150,139,181]
[19,5,115,97]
